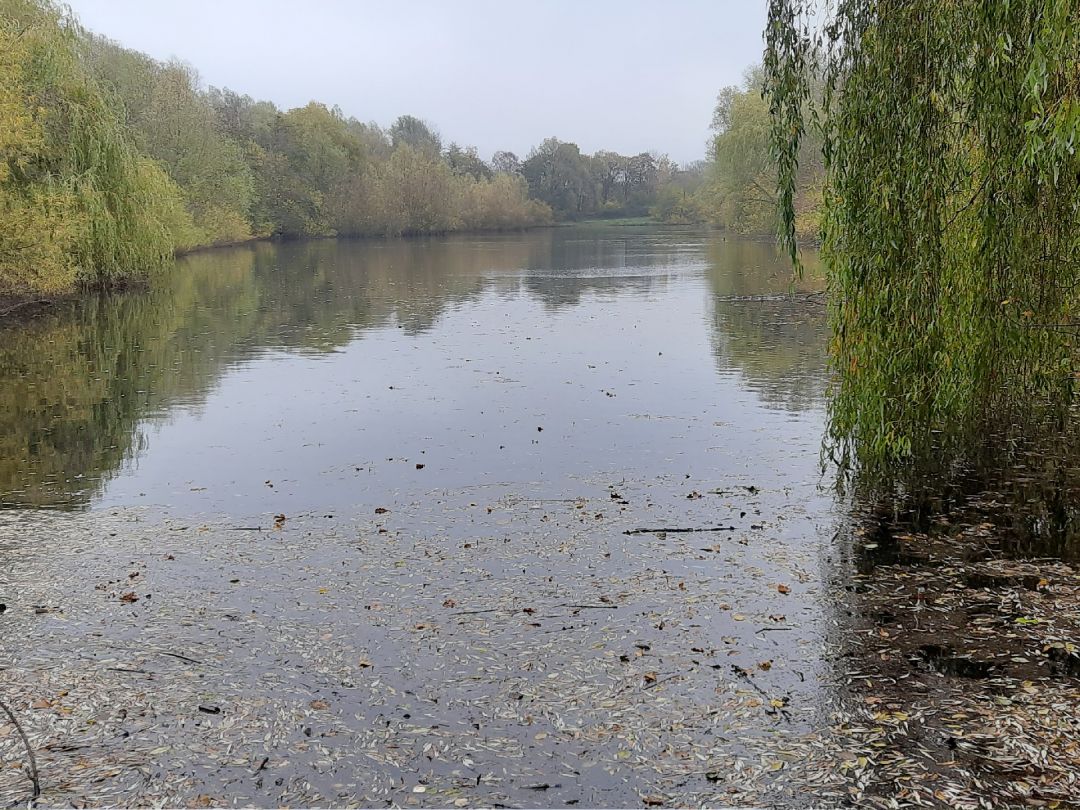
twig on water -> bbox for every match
[0,698,41,803]
[643,672,688,690]
[563,604,618,610]
[623,526,737,535]
[160,651,202,665]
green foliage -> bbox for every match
[649,161,710,224]
[332,145,551,237]
[0,0,187,297]
[704,65,823,236]
[765,0,1080,483]
[389,115,442,157]
[446,143,493,181]
[650,187,705,224]
[92,47,254,246]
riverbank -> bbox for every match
[0,222,564,321]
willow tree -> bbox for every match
[0,0,190,296]
[765,1,1080,481]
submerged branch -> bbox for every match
[0,697,41,803]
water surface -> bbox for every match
[0,225,827,518]
[0,225,844,807]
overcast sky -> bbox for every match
[64,1,767,165]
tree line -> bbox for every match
[0,0,822,302]
[1,0,557,298]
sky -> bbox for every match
[63,1,768,165]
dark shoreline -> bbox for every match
[0,225,554,321]
[0,224,814,321]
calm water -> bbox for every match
[0,225,828,519]
[0,225,853,806]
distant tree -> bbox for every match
[521,138,594,218]
[650,161,707,224]
[701,63,822,236]
[590,151,626,205]
[389,115,442,157]
[491,150,521,175]
[0,0,560,296]
[623,153,658,204]
[346,119,393,161]
[84,39,254,244]
[445,143,492,180]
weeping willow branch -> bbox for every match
[765,0,1080,484]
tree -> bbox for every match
[388,115,442,157]
[590,151,626,206]
[0,0,555,297]
[0,0,187,294]
[765,0,1080,480]
[651,162,708,224]
[521,138,594,219]
[85,40,254,244]
[491,150,521,175]
[702,64,822,235]
[445,143,492,180]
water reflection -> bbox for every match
[0,227,829,512]
[0,255,260,508]
[705,240,828,412]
